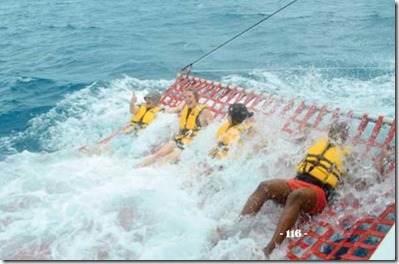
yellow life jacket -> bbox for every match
[210,121,253,159]
[297,139,347,188]
[174,104,207,144]
[124,104,162,134]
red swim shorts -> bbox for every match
[287,179,327,215]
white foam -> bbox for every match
[222,69,395,117]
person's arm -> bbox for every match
[246,125,257,138]
[340,150,357,183]
[342,150,377,190]
[164,101,185,113]
[130,92,138,115]
[373,145,394,181]
[199,108,214,127]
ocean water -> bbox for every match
[0,0,395,260]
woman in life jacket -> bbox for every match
[124,90,163,134]
[81,90,164,155]
[135,86,214,167]
[239,121,350,257]
[209,103,255,159]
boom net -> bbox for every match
[160,74,395,260]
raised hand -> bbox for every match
[131,91,137,104]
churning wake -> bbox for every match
[0,71,394,260]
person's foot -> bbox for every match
[262,244,274,258]
[123,125,134,134]
[78,145,101,156]
[210,227,223,246]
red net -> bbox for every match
[160,74,395,260]
[286,204,395,260]
[88,74,395,260]
[161,74,395,174]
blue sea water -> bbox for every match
[0,0,395,260]
[1,0,394,140]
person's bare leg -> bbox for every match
[135,141,176,167]
[211,180,291,250]
[263,187,317,256]
[241,179,292,215]
[81,144,111,156]
[159,147,182,165]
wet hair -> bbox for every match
[228,103,254,125]
[328,121,349,143]
[184,86,200,102]
[144,91,162,104]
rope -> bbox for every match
[180,0,300,73]
[191,66,394,73]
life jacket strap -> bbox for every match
[303,159,342,180]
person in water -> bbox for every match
[209,103,255,159]
[136,86,214,167]
[124,90,163,134]
[240,121,351,257]
[80,90,164,155]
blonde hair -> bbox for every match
[184,86,200,102]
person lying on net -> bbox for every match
[135,86,214,167]
[209,103,255,160]
[124,90,164,134]
[239,121,351,257]
[188,103,272,193]
[80,90,165,155]
[81,88,193,155]
[192,103,258,203]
